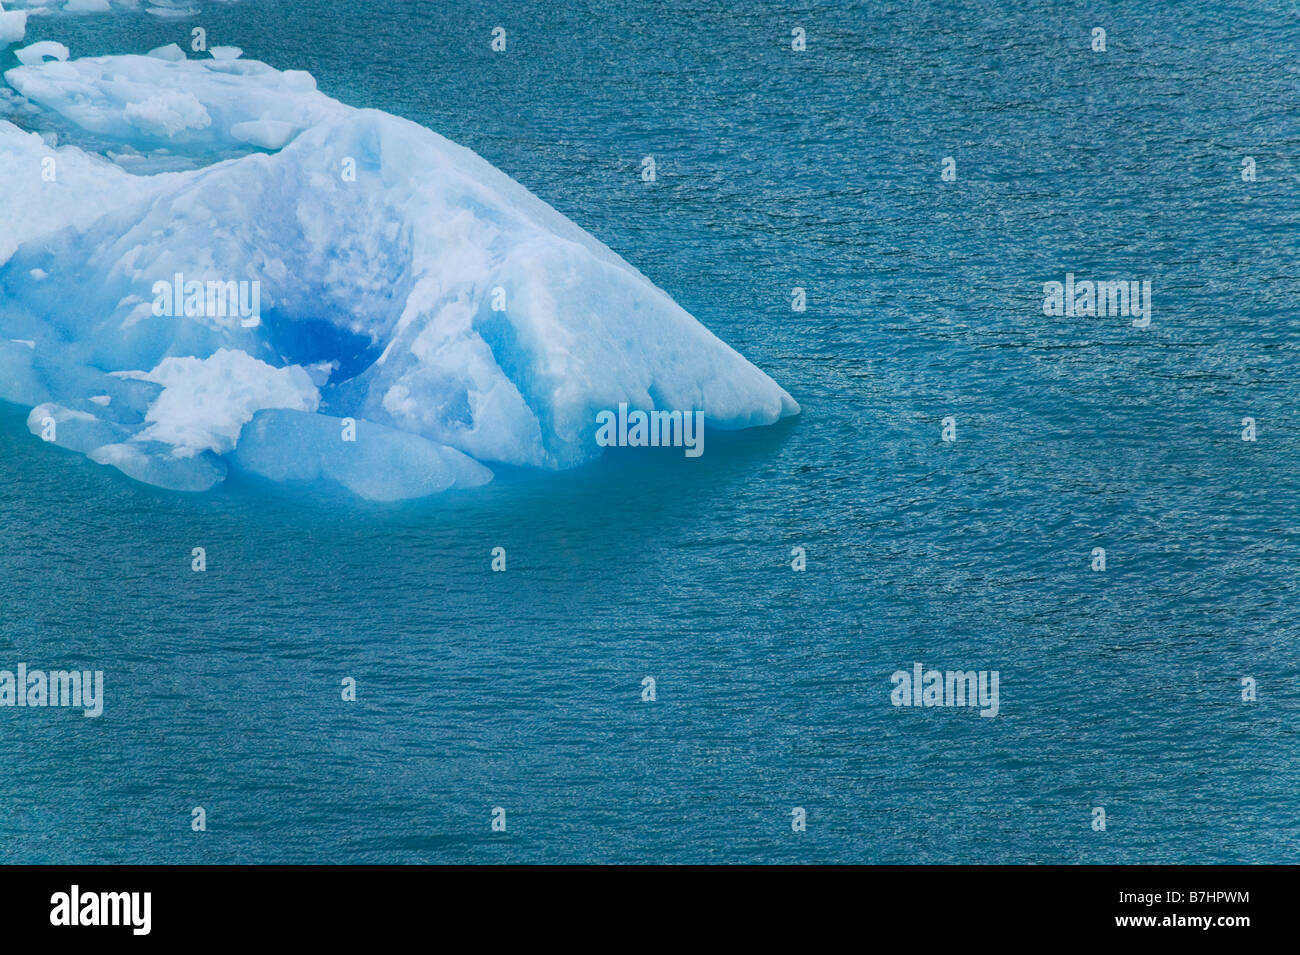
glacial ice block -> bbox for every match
[5,53,338,151]
[233,409,493,501]
[14,41,69,66]
[0,5,25,48]
[0,51,798,499]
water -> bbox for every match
[1,0,1297,863]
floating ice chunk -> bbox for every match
[0,7,26,47]
[144,5,198,18]
[147,43,186,61]
[209,46,241,60]
[234,409,493,501]
[121,349,320,457]
[63,0,110,12]
[90,441,225,492]
[15,40,68,64]
[27,402,126,453]
[0,51,797,500]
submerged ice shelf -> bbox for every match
[0,44,798,500]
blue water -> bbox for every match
[2,0,1297,863]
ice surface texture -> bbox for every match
[0,49,797,499]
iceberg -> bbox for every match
[14,40,69,65]
[0,4,26,48]
[0,46,798,500]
